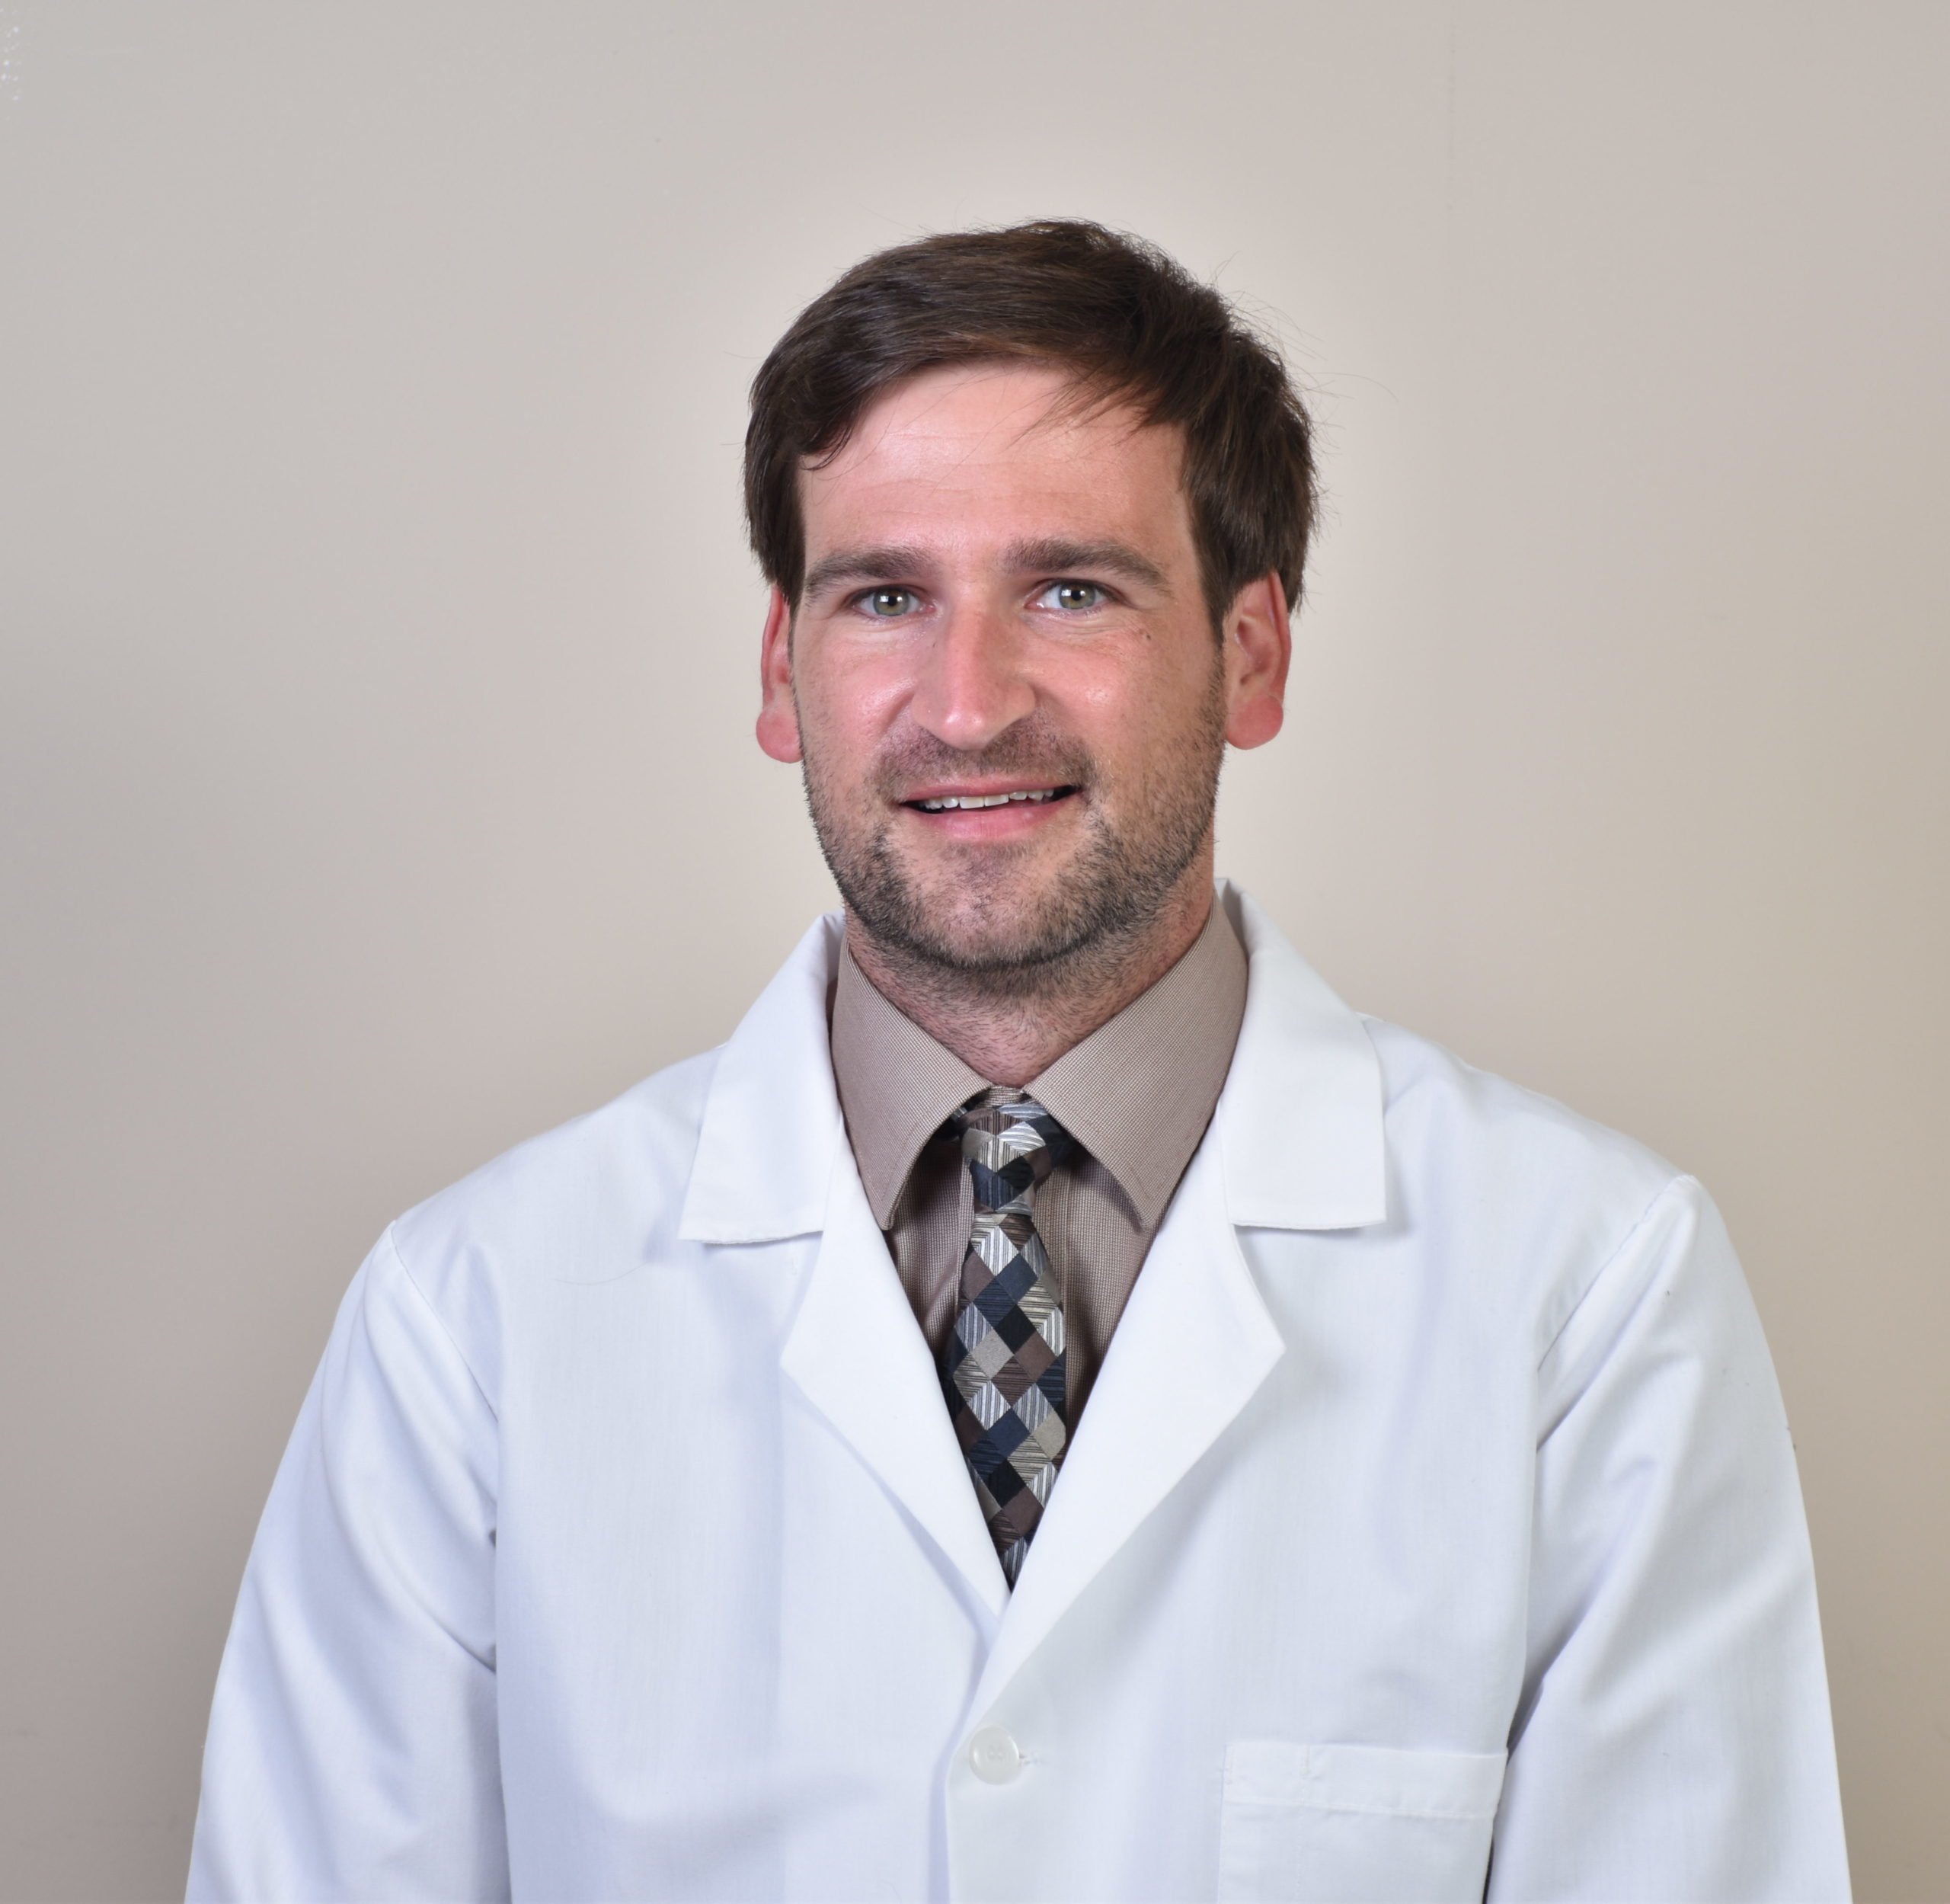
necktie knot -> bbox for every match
[952,1095,1075,1213]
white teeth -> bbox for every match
[917,789,1060,811]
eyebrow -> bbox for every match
[1000,538,1168,592]
[800,536,1171,600]
[801,545,935,600]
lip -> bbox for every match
[893,782,1080,840]
[897,779,1075,806]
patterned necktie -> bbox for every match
[941,1094,1076,1586]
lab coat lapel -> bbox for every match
[780,1152,1010,1620]
[677,912,1009,1616]
[968,885,1388,1710]
[970,1135,1283,1711]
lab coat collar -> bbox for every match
[677,913,846,1244]
[677,882,1386,1243]
[1214,881,1389,1230]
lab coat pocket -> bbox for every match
[1216,1739,1506,1903]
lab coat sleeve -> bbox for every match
[187,1227,507,1902]
[1488,1175,1849,1902]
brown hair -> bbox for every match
[743,219,1316,629]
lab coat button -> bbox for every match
[968,1726,1021,1784]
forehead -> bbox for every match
[799,362,1191,552]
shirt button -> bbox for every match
[967,1725,1022,1784]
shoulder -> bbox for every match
[1362,1016,1675,1198]
[387,1045,723,1307]
[1356,1015,1705,1333]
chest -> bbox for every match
[481,1225,1536,1897]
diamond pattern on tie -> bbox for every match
[941,1094,1075,1587]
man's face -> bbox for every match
[756,361,1288,977]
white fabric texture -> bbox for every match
[187,883,1848,1902]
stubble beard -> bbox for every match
[800,674,1229,1007]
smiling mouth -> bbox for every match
[903,786,1078,813]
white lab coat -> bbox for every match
[188,885,1849,1902]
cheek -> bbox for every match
[796,650,910,771]
[1049,644,1214,760]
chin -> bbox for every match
[867,859,1135,977]
[900,891,1073,970]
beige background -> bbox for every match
[2,2,1945,1898]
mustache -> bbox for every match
[868,722,1098,800]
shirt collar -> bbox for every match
[830,950,987,1227]
[1028,899,1246,1227]
[829,897,1248,1230]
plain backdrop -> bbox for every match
[2,3,1946,1898]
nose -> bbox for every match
[908,600,1036,752]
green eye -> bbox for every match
[866,587,917,617]
[1048,581,1104,611]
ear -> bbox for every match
[755,584,803,763]
[1221,571,1291,750]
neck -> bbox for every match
[845,856,1216,1087]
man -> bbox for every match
[189,222,1848,1901]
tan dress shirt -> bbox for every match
[829,898,1249,1425]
